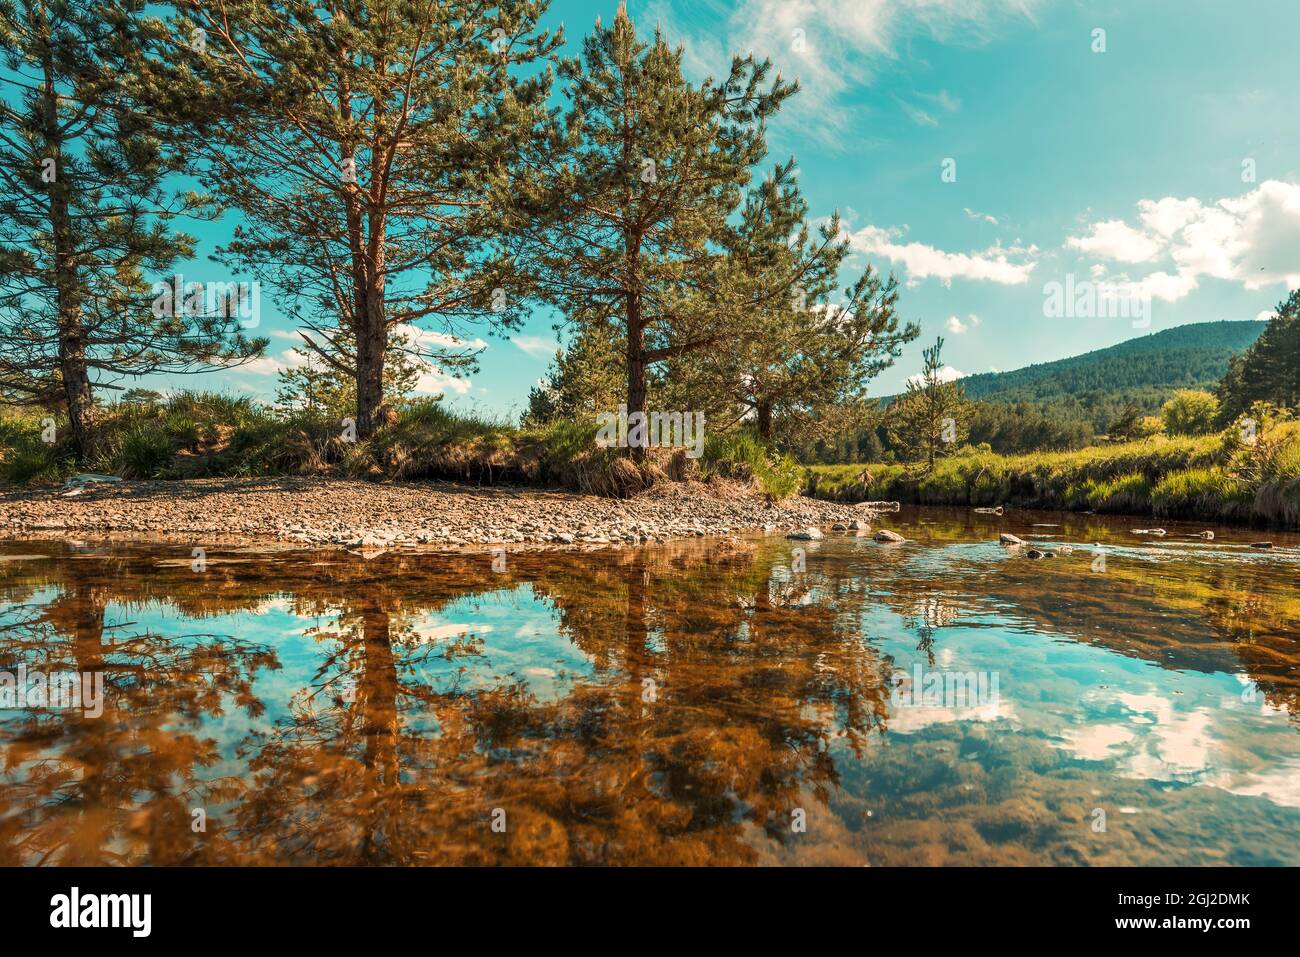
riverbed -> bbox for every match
[1,506,1296,865]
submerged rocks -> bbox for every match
[849,519,870,531]
[1026,548,1056,559]
[873,529,906,543]
[787,527,823,541]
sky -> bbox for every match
[156,0,1300,418]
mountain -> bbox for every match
[957,320,1266,406]
[837,321,1269,460]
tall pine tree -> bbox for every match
[508,5,795,458]
[0,0,265,456]
[1215,289,1300,423]
[888,336,970,471]
[167,0,560,437]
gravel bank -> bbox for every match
[0,477,877,550]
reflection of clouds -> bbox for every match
[1055,690,1213,779]
[887,696,1014,733]
[409,622,492,644]
[1117,693,1213,779]
[1052,686,1300,809]
[1059,723,1134,760]
[1223,760,1300,809]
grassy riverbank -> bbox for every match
[0,393,803,499]
[806,420,1300,528]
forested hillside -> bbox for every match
[960,320,1265,409]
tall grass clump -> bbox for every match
[700,432,803,499]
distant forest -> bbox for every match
[807,320,1266,462]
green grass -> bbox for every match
[806,423,1300,528]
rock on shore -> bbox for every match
[0,477,879,551]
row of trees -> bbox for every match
[1,0,918,461]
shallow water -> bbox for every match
[1,506,1297,866]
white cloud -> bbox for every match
[895,97,938,127]
[1066,219,1162,263]
[849,224,1037,285]
[236,348,307,377]
[964,207,999,225]
[1067,180,1300,303]
[511,334,560,359]
[646,0,1045,143]
[399,325,488,352]
[907,365,965,387]
[945,314,982,334]
[414,367,472,396]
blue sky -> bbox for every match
[164,0,1300,416]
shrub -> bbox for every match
[118,427,174,479]
[1161,389,1219,436]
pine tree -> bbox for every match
[670,162,918,443]
[522,323,625,426]
[276,328,423,417]
[1215,289,1300,422]
[0,0,265,457]
[507,5,795,458]
[887,336,970,471]
[166,0,560,437]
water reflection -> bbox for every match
[1,507,1297,865]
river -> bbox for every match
[1,506,1297,865]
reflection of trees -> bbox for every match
[0,557,276,865]
[224,541,894,864]
[1,539,895,864]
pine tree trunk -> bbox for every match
[626,290,647,462]
[43,46,97,459]
[355,306,386,439]
[354,192,387,439]
[756,402,773,439]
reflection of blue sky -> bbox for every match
[862,587,1300,812]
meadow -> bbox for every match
[806,419,1300,528]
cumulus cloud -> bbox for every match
[414,367,472,396]
[849,224,1037,285]
[1066,180,1300,302]
[945,314,982,334]
[1066,219,1162,263]
[236,348,307,377]
[907,365,965,387]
